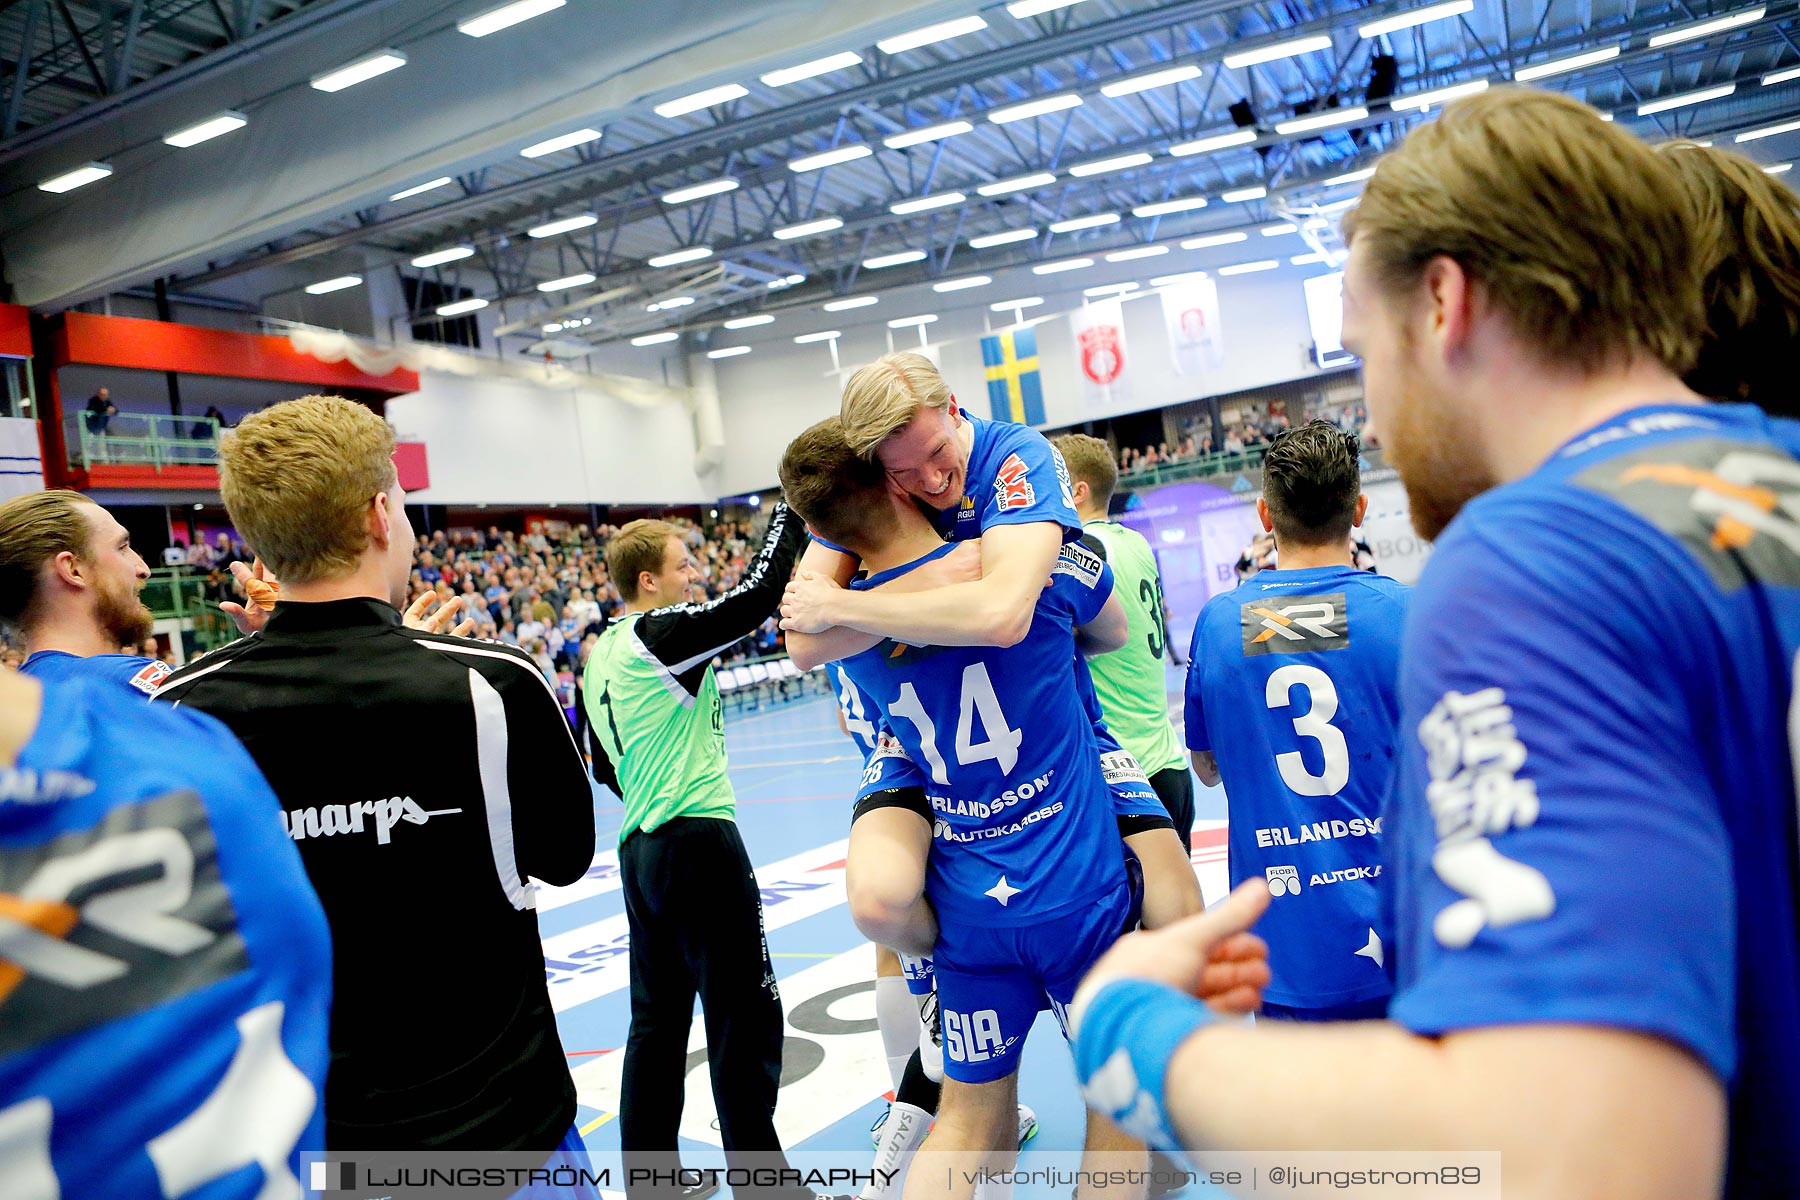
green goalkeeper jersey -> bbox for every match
[1080,519,1187,776]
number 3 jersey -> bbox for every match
[0,676,331,1200]
[1186,565,1411,1009]
[848,542,1126,927]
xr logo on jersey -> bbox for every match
[995,453,1036,512]
[1239,592,1350,656]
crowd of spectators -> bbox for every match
[1116,404,1372,478]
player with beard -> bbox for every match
[1067,87,1797,1199]
[0,490,168,694]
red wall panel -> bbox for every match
[54,312,418,394]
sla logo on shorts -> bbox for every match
[943,1008,1012,1063]
[995,453,1036,512]
[1264,865,1303,897]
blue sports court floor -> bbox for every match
[540,668,1230,1198]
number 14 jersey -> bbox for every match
[1186,565,1410,1008]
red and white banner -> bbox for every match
[1161,275,1226,376]
[1071,298,1131,413]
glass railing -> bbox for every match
[65,411,220,469]
[143,566,238,654]
[1118,447,1269,489]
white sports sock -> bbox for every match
[861,1102,931,1200]
[875,974,920,1091]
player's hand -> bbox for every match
[219,558,280,636]
[779,570,842,634]
[405,593,477,638]
[1074,881,1273,1026]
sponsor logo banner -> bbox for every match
[1239,593,1350,656]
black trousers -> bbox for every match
[1151,764,1196,849]
[618,816,789,1195]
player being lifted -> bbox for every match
[1185,420,1408,1021]
[779,420,1267,1200]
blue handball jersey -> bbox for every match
[826,662,880,760]
[848,541,1125,925]
[1186,565,1410,1008]
[1382,403,1799,1196]
[22,649,172,696]
[933,413,1081,545]
[0,676,332,1200]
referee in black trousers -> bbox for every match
[584,510,816,1200]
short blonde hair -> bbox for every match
[219,394,396,584]
[606,519,679,603]
[1342,86,1702,377]
[839,352,954,457]
[1050,434,1117,510]
[0,489,97,631]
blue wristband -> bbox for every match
[1073,978,1215,1152]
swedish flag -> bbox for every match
[981,326,1045,426]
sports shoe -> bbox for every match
[1016,1103,1038,1149]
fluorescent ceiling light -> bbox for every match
[1357,0,1473,38]
[977,172,1058,196]
[436,297,488,316]
[888,314,938,328]
[769,273,807,289]
[1260,223,1297,236]
[656,296,695,308]
[863,250,927,269]
[1150,271,1210,287]
[163,111,247,147]
[761,51,862,87]
[457,0,564,37]
[520,127,601,158]
[1169,129,1258,156]
[1221,186,1267,202]
[544,323,562,333]
[1512,44,1621,82]
[1290,252,1330,265]
[794,330,843,343]
[1049,212,1120,232]
[878,15,988,54]
[1106,245,1168,262]
[1033,258,1094,274]
[1392,78,1489,112]
[1069,152,1154,177]
[1323,165,1377,186]
[989,93,1084,124]
[708,345,753,358]
[305,275,362,294]
[528,213,597,238]
[886,121,975,149]
[1276,106,1368,135]
[1637,83,1736,116]
[648,246,713,267]
[1599,111,1615,122]
[1767,162,1793,174]
[1224,34,1333,69]
[538,272,596,291]
[990,297,1044,310]
[654,83,749,118]
[663,178,739,205]
[632,332,679,346]
[1218,259,1279,275]
[1007,0,1085,15]
[1182,230,1248,248]
[823,296,879,311]
[1133,196,1208,217]
[311,49,406,92]
[1763,66,1800,86]
[1647,6,1765,48]
[411,246,476,268]
[789,144,873,172]
[37,162,111,193]
[775,217,844,239]
[892,191,967,214]
[934,275,992,291]
[1738,118,1800,141]
[1101,64,1202,98]
[723,314,775,329]
[1085,282,1140,296]
[390,176,452,202]
[969,228,1038,248]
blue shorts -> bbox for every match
[1258,994,1391,1023]
[935,878,1132,1083]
